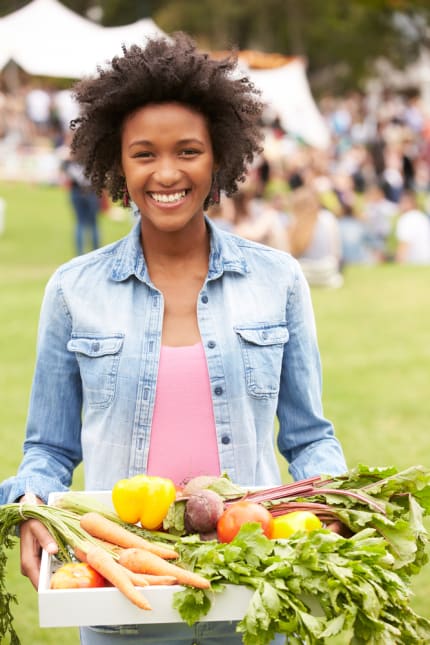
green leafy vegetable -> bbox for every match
[163,499,187,535]
[0,526,20,645]
[228,464,430,573]
[173,525,430,644]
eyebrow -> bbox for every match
[128,138,206,150]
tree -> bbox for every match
[1,0,429,94]
[152,0,430,94]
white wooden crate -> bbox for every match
[38,491,255,627]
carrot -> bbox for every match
[86,545,152,610]
[75,537,122,562]
[119,566,149,587]
[121,567,177,586]
[77,548,177,587]
[74,547,88,562]
[118,547,210,589]
[80,512,178,559]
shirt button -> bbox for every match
[262,331,268,340]
[92,342,100,352]
[201,294,209,303]
[221,435,231,445]
[214,386,223,396]
[207,340,216,349]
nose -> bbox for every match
[153,157,182,186]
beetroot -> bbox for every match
[184,489,225,534]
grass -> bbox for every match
[1,180,429,644]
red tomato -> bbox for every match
[50,562,107,589]
[217,501,274,542]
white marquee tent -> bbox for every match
[248,60,330,149]
[0,0,330,149]
[0,0,166,78]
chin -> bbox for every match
[144,208,204,231]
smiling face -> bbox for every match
[121,102,215,236]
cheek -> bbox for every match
[122,163,146,192]
[200,161,216,189]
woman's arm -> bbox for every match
[276,262,347,479]
[0,269,83,505]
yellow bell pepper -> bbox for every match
[112,474,176,530]
[271,511,322,539]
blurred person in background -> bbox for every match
[381,143,406,204]
[367,120,387,183]
[53,88,79,142]
[395,190,430,264]
[361,183,397,262]
[287,186,343,287]
[224,173,289,250]
[60,135,101,256]
[338,202,372,266]
[24,82,52,139]
[413,159,430,214]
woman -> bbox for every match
[395,190,430,264]
[0,33,347,644]
[287,186,344,287]
[225,174,289,251]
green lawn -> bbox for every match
[1,181,429,644]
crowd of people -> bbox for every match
[209,90,430,285]
[1,79,430,280]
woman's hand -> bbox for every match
[19,493,58,589]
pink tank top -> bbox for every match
[146,342,221,486]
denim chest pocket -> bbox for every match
[67,334,124,408]
[234,323,289,399]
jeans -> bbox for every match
[80,623,285,644]
[70,186,100,255]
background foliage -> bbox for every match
[1,0,430,93]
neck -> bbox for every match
[141,217,210,273]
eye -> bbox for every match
[133,151,153,159]
[179,149,200,157]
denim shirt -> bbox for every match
[0,217,346,504]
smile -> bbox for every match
[148,190,188,204]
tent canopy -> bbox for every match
[0,0,166,78]
[247,60,330,149]
[0,0,329,148]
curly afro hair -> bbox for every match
[70,32,264,205]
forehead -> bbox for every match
[122,102,211,140]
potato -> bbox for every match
[184,489,225,534]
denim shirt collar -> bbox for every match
[110,215,249,284]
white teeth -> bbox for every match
[150,191,186,203]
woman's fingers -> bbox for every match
[20,519,58,589]
[19,494,58,589]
